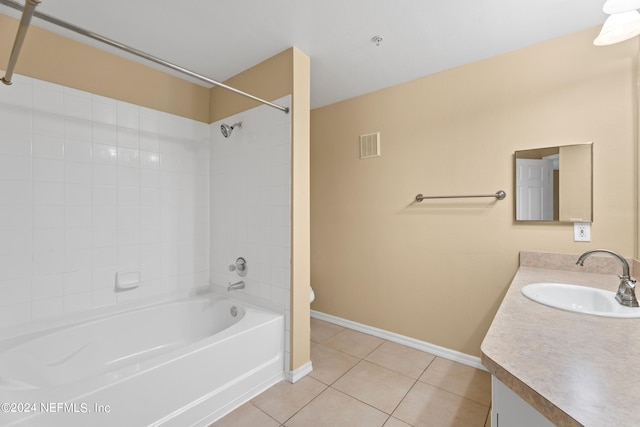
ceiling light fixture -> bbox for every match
[595,0,640,45]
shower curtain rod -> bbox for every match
[0,0,290,114]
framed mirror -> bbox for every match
[515,143,592,222]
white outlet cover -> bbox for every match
[574,222,591,242]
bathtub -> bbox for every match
[0,293,285,426]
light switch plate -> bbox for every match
[574,222,591,242]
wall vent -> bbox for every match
[359,132,381,159]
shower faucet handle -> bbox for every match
[229,257,248,277]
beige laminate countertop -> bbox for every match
[481,253,640,427]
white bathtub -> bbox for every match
[0,293,285,426]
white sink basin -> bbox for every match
[521,283,640,318]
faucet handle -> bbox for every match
[230,257,248,277]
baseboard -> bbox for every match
[311,310,486,371]
[286,360,313,383]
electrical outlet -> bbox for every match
[574,222,591,242]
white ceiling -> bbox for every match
[2,0,607,109]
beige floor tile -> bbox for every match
[365,341,436,379]
[418,357,491,406]
[310,342,360,385]
[209,402,280,427]
[323,328,384,358]
[251,376,327,423]
[284,387,388,427]
[311,318,345,343]
[333,360,415,414]
[393,381,489,427]
[384,417,414,427]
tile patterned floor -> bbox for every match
[211,318,492,427]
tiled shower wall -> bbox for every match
[0,74,210,329]
[209,96,292,366]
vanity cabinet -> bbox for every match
[491,377,554,427]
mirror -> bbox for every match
[515,143,592,222]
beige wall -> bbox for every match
[209,49,294,122]
[310,27,638,357]
[0,14,210,122]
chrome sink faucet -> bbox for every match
[576,249,639,307]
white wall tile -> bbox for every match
[0,277,31,306]
[92,96,117,125]
[65,206,92,227]
[32,158,63,182]
[31,297,63,320]
[33,205,63,229]
[0,180,32,205]
[94,227,117,248]
[32,251,64,276]
[117,102,139,129]
[65,248,92,272]
[0,130,32,157]
[33,182,63,206]
[93,124,117,145]
[65,161,93,184]
[209,96,291,319]
[65,184,92,206]
[93,186,117,207]
[65,140,92,163]
[32,112,64,136]
[0,74,32,109]
[33,228,64,253]
[63,270,92,295]
[117,147,140,168]
[118,167,140,188]
[66,227,93,249]
[93,206,117,227]
[65,119,92,142]
[0,155,31,181]
[117,128,139,149]
[93,143,118,165]
[0,74,210,328]
[0,229,31,255]
[0,303,30,327]
[64,292,92,313]
[32,274,63,300]
[93,165,117,187]
[92,265,117,289]
[0,207,31,232]
[64,89,92,121]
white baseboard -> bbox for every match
[286,360,313,383]
[311,310,486,371]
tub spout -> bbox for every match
[227,280,245,292]
[576,249,638,307]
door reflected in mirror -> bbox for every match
[515,143,592,222]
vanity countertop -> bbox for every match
[481,259,640,427]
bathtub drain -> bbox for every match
[230,306,238,317]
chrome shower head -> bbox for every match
[220,122,242,138]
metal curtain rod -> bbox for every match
[415,190,506,202]
[0,0,290,114]
[1,0,39,85]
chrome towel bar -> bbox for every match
[415,190,506,202]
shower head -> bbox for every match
[220,122,242,138]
